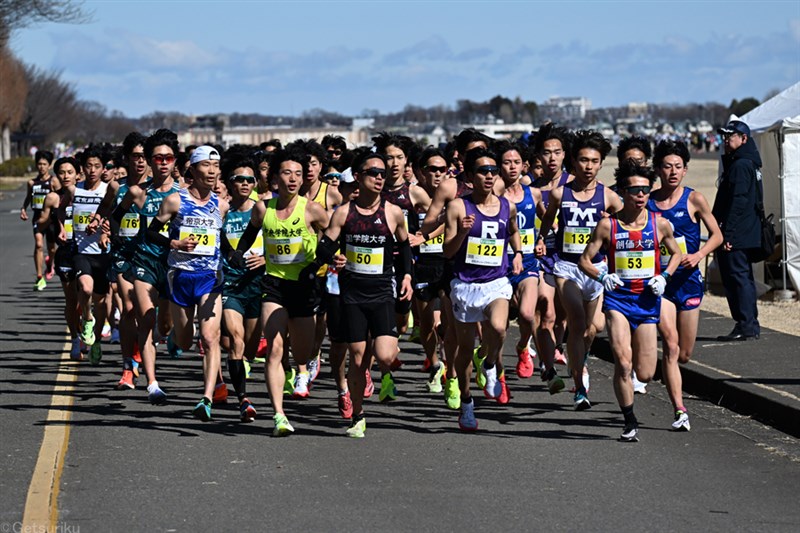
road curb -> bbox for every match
[591,336,800,438]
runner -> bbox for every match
[496,140,545,387]
[146,145,229,421]
[444,148,523,431]
[579,161,681,441]
[648,140,723,431]
[531,123,572,384]
[220,154,264,422]
[232,147,329,435]
[59,145,112,367]
[314,150,413,437]
[35,157,81,358]
[535,130,623,410]
[20,150,58,290]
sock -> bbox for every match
[338,386,349,396]
[147,380,159,393]
[352,412,365,423]
[227,358,247,399]
[676,405,687,414]
[621,404,638,426]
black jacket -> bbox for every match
[712,137,763,250]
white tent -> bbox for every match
[740,82,800,295]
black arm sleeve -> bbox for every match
[395,239,413,279]
[315,234,339,265]
[146,216,171,249]
[111,202,129,225]
[236,222,260,252]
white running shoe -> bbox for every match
[482,363,501,399]
[307,356,320,384]
[293,372,310,398]
[632,371,647,394]
[671,410,691,431]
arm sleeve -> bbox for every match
[394,239,413,279]
[146,216,171,248]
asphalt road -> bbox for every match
[1,185,798,532]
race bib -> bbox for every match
[614,250,656,280]
[265,236,303,264]
[466,237,503,266]
[509,228,536,255]
[146,216,170,237]
[179,226,216,256]
[73,210,94,232]
[64,219,73,240]
[420,233,444,254]
[119,213,141,238]
[32,194,46,210]
[227,232,264,259]
[345,244,383,275]
[659,236,687,268]
[563,226,591,254]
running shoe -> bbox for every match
[193,398,212,422]
[132,346,142,378]
[283,368,296,395]
[34,277,46,291]
[545,368,565,395]
[482,362,501,399]
[444,377,461,410]
[458,400,478,432]
[574,389,592,411]
[407,326,421,344]
[239,398,257,423]
[515,346,535,379]
[293,372,310,398]
[497,373,511,405]
[255,337,268,362]
[364,370,374,398]
[243,358,252,380]
[89,343,102,366]
[632,371,648,394]
[379,373,397,402]
[116,369,135,390]
[671,410,691,432]
[147,383,167,405]
[473,346,486,389]
[80,340,89,354]
[272,413,294,437]
[569,367,591,394]
[554,344,567,365]
[427,362,445,394]
[620,423,639,442]
[80,316,96,346]
[422,357,432,372]
[390,356,403,371]
[338,390,353,419]
[213,381,229,404]
[346,417,366,438]
[307,355,320,384]
[109,328,120,344]
[69,338,83,361]
[167,331,183,359]
[101,321,111,339]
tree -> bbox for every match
[16,64,81,154]
[729,97,760,118]
[0,0,90,47]
[0,48,27,162]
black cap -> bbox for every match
[717,120,751,136]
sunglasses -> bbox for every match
[425,165,447,174]
[151,154,176,165]
[129,153,146,161]
[475,165,499,176]
[229,175,256,184]
[105,163,115,170]
[323,172,342,181]
[327,149,343,156]
[362,167,386,178]
[625,185,652,195]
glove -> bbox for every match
[647,275,667,296]
[228,249,246,270]
[599,272,623,292]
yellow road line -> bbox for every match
[22,340,78,530]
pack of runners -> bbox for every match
[23,126,722,441]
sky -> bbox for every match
[9,0,800,119]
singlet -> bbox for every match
[382,181,418,235]
[536,171,570,256]
[31,178,52,213]
[72,181,108,255]
[607,211,661,295]
[113,181,141,253]
[53,189,75,248]
[648,187,699,273]
[507,185,538,256]
[453,194,511,284]
[223,202,264,287]
[338,200,395,304]
[556,181,606,264]
[416,211,445,263]
[262,196,317,281]
[168,188,222,272]
[310,181,329,210]
[138,180,181,259]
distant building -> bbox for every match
[177,121,372,149]
[539,96,592,122]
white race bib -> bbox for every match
[466,237,503,266]
[119,213,141,238]
[179,226,216,256]
[614,250,656,280]
[659,236,687,268]
[563,226,591,254]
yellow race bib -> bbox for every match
[466,237,503,266]
[345,244,384,275]
[179,226,216,256]
[614,250,656,280]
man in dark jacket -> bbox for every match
[712,120,763,341]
